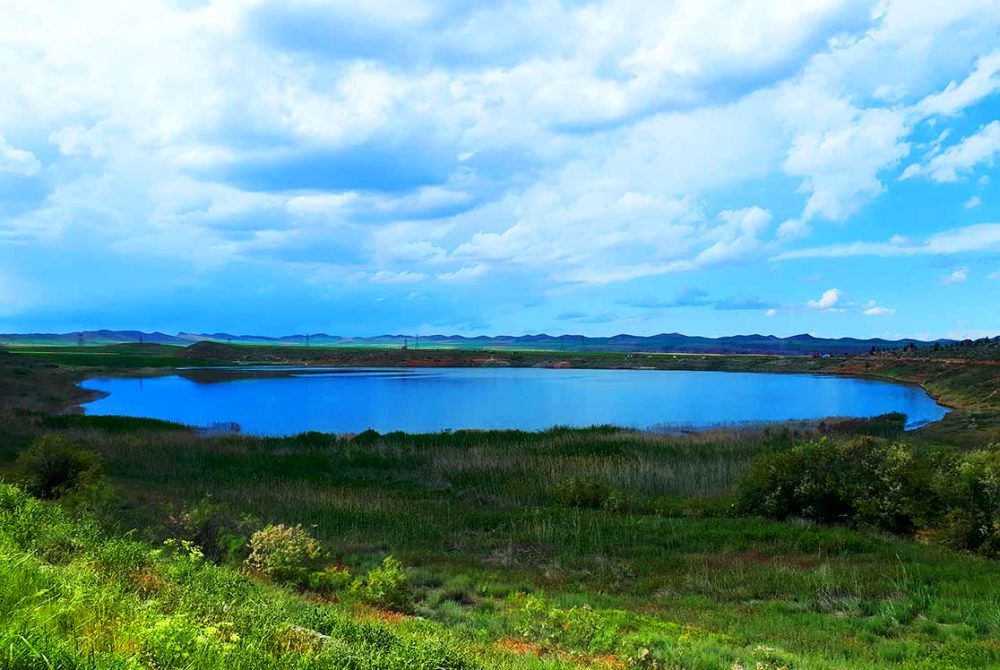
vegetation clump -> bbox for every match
[352,555,414,612]
[737,436,917,532]
[739,436,1000,556]
[246,523,325,586]
[553,476,622,510]
[166,495,255,563]
[919,447,1000,557]
[16,433,102,499]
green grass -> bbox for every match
[3,419,999,668]
[0,482,586,670]
[0,346,997,668]
[5,344,201,368]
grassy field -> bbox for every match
[0,344,997,669]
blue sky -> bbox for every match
[0,1,998,339]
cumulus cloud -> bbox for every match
[807,288,844,311]
[1,0,999,333]
[783,106,910,222]
[863,300,895,316]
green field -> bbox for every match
[0,344,997,669]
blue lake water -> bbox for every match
[78,367,948,435]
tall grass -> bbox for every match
[2,415,998,668]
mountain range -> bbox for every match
[0,330,957,356]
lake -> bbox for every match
[78,366,948,435]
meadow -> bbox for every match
[0,343,997,669]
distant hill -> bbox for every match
[0,330,184,346]
[0,329,967,356]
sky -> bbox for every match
[0,0,998,340]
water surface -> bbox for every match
[79,366,947,435]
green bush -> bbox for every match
[308,565,353,593]
[16,433,102,499]
[924,447,1000,557]
[737,436,919,533]
[166,495,254,563]
[553,476,619,510]
[352,555,413,612]
[246,523,324,586]
[739,437,1000,557]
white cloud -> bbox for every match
[963,195,982,209]
[918,49,1000,117]
[941,267,968,285]
[774,223,1000,260]
[783,106,910,222]
[764,308,778,317]
[807,288,844,311]
[904,121,1000,182]
[370,270,428,284]
[863,302,895,315]
[437,265,488,283]
[776,218,811,240]
[1,0,999,332]
[0,132,41,175]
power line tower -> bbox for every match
[77,332,84,347]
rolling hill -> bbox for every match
[0,329,966,356]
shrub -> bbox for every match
[739,437,1000,557]
[553,476,618,510]
[352,555,413,612]
[308,566,353,593]
[246,523,324,585]
[16,434,102,499]
[924,447,1000,557]
[737,436,919,533]
[166,495,254,563]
